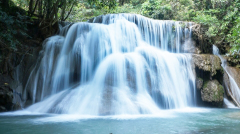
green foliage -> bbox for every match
[141,0,173,19]
[141,0,194,20]
[131,0,145,6]
[88,0,117,10]
[193,12,220,37]
[190,0,240,55]
[8,0,240,56]
[0,5,30,73]
[228,17,240,55]
[114,3,141,13]
[67,1,142,22]
[0,9,30,52]
[193,13,218,25]
[12,0,28,10]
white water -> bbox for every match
[24,14,196,115]
[223,98,236,108]
[213,45,238,108]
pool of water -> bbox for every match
[0,108,240,134]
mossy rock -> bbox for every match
[192,54,222,76]
[201,79,224,103]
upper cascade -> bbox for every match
[24,14,196,115]
[90,13,193,53]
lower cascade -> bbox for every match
[24,14,196,115]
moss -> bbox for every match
[219,85,224,95]
[220,67,224,74]
[213,85,224,101]
[197,76,203,81]
[213,93,218,101]
[203,80,209,89]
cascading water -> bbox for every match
[24,14,196,115]
[213,45,238,108]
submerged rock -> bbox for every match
[201,80,224,104]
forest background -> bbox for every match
[0,0,240,75]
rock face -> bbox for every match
[0,44,41,112]
[0,86,13,112]
[224,66,240,89]
[182,39,202,54]
[192,54,224,106]
[201,80,224,103]
[223,66,240,106]
[192,54,222,76]
[196,77,203,90]
[191,24,212,54]
[0,75,13,112]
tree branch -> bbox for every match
[63,4,74,21]
[30,0,40,17]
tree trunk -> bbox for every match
[38,0,42,16]
[29,0,34,14]
[60,0,67,21]
[46,0,53,19]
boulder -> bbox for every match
[201,80,224,103]
[192,54,222,76]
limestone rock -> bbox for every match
[192,54,222,76]
[196,77,203,90]
[191,23,213,54]
[201,80,224,103]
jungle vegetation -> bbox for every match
[0,0,240,74]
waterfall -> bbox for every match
[24,14,196,115]
[213,45,238,108]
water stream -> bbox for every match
[213,45,238,108]
[23,14,196,115]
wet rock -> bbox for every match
[182,39,201,54]
[226,53,240,66]
[196,77,203,90]
[225,66,240,88]
[223,66,240,106]
[192,54,221,76]
[223,71,230,93]
[201,80,224,103]
[0,85,13,112]
[0,72,25,111]
[191,24,212,54]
